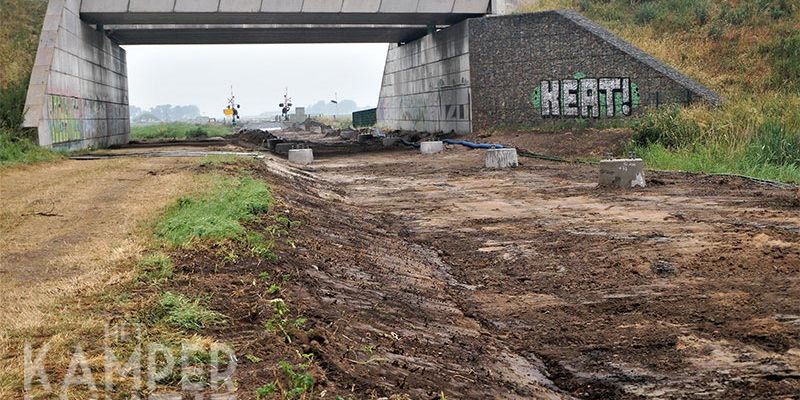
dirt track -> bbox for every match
[3,143,799,399]
[178,145,798,399]
[0,156,202,332]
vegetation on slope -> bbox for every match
[0,0,55,166]
[519,0,800,183]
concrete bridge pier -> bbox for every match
[23,0,130,150]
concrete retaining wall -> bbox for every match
[24,0,130,150]
[377,21,472,134]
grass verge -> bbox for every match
[0,129,60,167]
[632,95,800,184]
[131,122,233,141]
[156,174,273,247]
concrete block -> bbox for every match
[288,149,314,165]
[420,141,444,154]
[599,159,646,188]
[485,148,518,169]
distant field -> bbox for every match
[130,122,234,141]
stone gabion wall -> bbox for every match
[468,10,720,131]
[24,0,130,150]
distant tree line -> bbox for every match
[131,104,202,123]
[305,99,364,115]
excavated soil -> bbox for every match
[168,146,799,399]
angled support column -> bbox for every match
[490,0,512,15]
[24,0,130,150]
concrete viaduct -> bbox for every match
[24,0,718,150]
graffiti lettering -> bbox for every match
[47,95,82,144]
[531,73,640,118]
[540,80,559,117]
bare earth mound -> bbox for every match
[169,147,799,398]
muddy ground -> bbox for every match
[161,142,800,399]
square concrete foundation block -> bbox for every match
[599,159,646,188]
[420,141,444,154]
[485,148,519,169]
[288,149,314,165]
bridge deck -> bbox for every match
[81,0,492,26]
[106,24,432,45]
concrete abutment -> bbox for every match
[24,0,130,150]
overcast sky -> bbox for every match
[124,44,388,117]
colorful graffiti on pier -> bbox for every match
[47,95,82,143]
[531,72,640,118]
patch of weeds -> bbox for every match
[144,337,233,387]
[150,292,224,331]
[199,154,258,168]
[136,253,174,284]
[264,299,306,343]
[362,344,376,356]
[763,29,800,91]
[275,215,300,229]
[253,358,316,399]
[631,0,710,31]
[247,232,278,261]
[259,271,270,281]
[156,175,272,247]
[745,120,800,167]
[245,354,263,363]
[256,383,277,399]
[632,105,701,148]
[0,129,61,167]
[267,284,281,295]
[278,358,315,399]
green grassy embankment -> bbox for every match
[0,0,58,167]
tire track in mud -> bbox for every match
[259,158,572,399]
[273,149,799,399]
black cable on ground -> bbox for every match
[517,149,597,165]
[517,150,797,190]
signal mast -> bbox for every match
[279,88,293,121]
[224,86,241,126]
